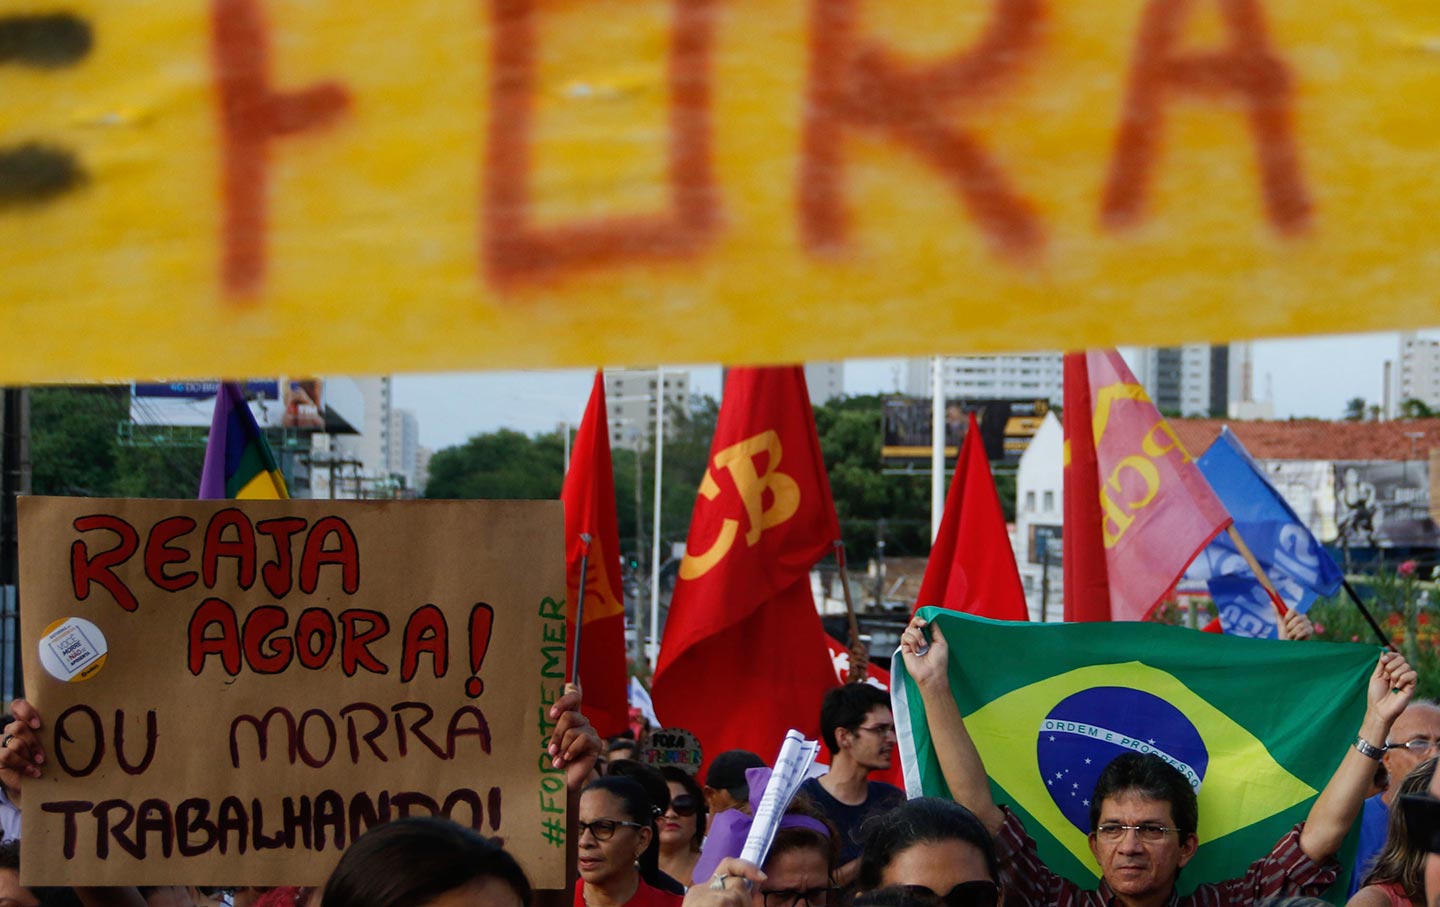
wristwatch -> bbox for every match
[1354,736,1384,760]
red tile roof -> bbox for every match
[1169,419,1440,462]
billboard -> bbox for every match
[131,379,327,430]
[1332,461,1439,549]
[1028,523,1062,565]
[882,397,1048,465]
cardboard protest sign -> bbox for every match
[0,1,1436,382]
[639,728,702,775]
[17,497,570,887]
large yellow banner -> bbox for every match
[0,0,1436,381]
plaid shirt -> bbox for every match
[995,809,1338,907]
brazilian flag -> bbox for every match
[892,609,1379,896]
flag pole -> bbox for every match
[1340,578,1397,650]
[569,533,592,688]
[833,541,865,682]
[930,358,945,541]
[1224,525,1292,629]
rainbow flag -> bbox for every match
[199,382,289,499]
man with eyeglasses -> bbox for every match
[900,616,1418,907]
[800,684,907,888]
[1350,700,1440,896]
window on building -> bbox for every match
[1043,490,1054,511]
[1025,491,1036,512]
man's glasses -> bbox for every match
[854,723,897,739]
[1093,822,1182,842]
[668,794,699,817]
[577,818,646,841]
[760,887,837,907]
[1386,738,1440,754]
[897,881,1000,907]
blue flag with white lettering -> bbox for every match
[1186,428,1343,638]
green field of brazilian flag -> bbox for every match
[892,609,1381,895]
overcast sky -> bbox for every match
[393,330,1417,452]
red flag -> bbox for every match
[914,411,1028,620]
[1062,350,1231,622]
[560,372,629,738]
[652,367,840,771]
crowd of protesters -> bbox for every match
[0,616,1437,907]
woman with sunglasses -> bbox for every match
[659,767,710,887]
[853,798,1003,907]
[578,776,684,907]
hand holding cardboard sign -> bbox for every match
[549,683,602,791]
[0,698,44,802]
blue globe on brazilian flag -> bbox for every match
[892,609,1380,895]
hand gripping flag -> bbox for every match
[560,372,630,737]
[1185,428,1345,639]
[652,367,840,771]
[1062,350,1230,621]
[199,382,289,499]
[893,610,1377,894]
[915,411,1027,619]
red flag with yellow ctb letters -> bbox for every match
[1063,350,1231,622]
[652,367,840,771]
[560,372,630,738]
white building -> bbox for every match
[1396,332,1440,411]
[803,363,845,406]
[317,377,420,498]
[604,368,690,451]
[414,446,434,496]
[904,354,1064,403]
[1013,412,1065,622]
[388,408,421,491]
[1121,343,1257,418]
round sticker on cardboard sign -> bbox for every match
[38,617,108,683]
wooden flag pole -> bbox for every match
[569,533,592,689]
[833,541,865,682]
[1224,528,1393,649]
[1224,525,1293,630]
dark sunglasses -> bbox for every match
[1401,793,1440,852]
[668,794,699,817]
[900,881,1000,907]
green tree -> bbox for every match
[814,396,927,561]
[1342,397,1367,421]
[422,396,719,570]
[31,386,213,497]
[112,441,206,498]
[424,429,566,500]
[30,386,127,495]
[1400,398,1435,419]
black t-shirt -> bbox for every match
[799,776,907,864]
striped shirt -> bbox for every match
[995,809,1338,907]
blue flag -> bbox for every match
[1186,428,1343,638]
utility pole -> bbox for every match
[1040,544,1050,623]
[649,368,664,669]
[872,519,887,609]
[0,389,30,701]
